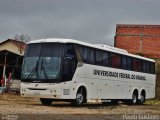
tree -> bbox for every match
[13,34,31,54]
[14,34,31,43]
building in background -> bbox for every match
[0,39,26,92]
[114,24,160,58]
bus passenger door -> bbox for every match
[62,44,77,82]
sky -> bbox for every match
[0,0,160,45]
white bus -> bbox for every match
[21,38,156,106]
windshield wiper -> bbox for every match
[26,60,39,79]
[41,60,48,79]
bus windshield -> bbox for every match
[21,43,63,82]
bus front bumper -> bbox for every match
[20,82,75,99]
[21,88,63,99]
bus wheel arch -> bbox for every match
[71,86,87,107]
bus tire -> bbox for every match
[130,91,138,105]
[138,91,145,105]
[71,87,86,107]
[40,98,53,106]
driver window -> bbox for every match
[64,44,76,59]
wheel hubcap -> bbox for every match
[140,95,144,103]
[76,93,83,104]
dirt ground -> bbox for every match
[0,93,160,120]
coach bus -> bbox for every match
[20,38,156,106]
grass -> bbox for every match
[145,99,160,105]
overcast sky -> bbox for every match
[0,0,160,45]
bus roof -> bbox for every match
[28,38,155,62]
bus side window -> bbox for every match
[142,61,150,73]
[126,57,132,70]
[150,62,155,74]
[96,50,109,67]
[146,62,150,73]
[122,56,127,69]
[133,59,142,72]
[62,44,77,81]
[142,61,147,73]
[79,46,95,64]
[110,53,121,69]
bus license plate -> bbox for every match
[33,92,40,96]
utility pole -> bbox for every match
[3,52,8,87]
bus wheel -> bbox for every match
[131,92,138,105]
[40,98,53,106]
[71,88,86,107]
[138,92,145,105]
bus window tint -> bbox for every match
[126,57,132,70]
[25,43,42,57]
[142,61,149,73]
[78,45,155,74]
[41,43,63,57]
[146,62,150,73]
[142,61,147,73]
[150,62,155,74]
[62,44,77,81]
[122,56,127,69]
[111,53,121,69]
[133,59,142,72]
[65,44,76,59]
[79,46,95,64]
[96,50,109,66]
